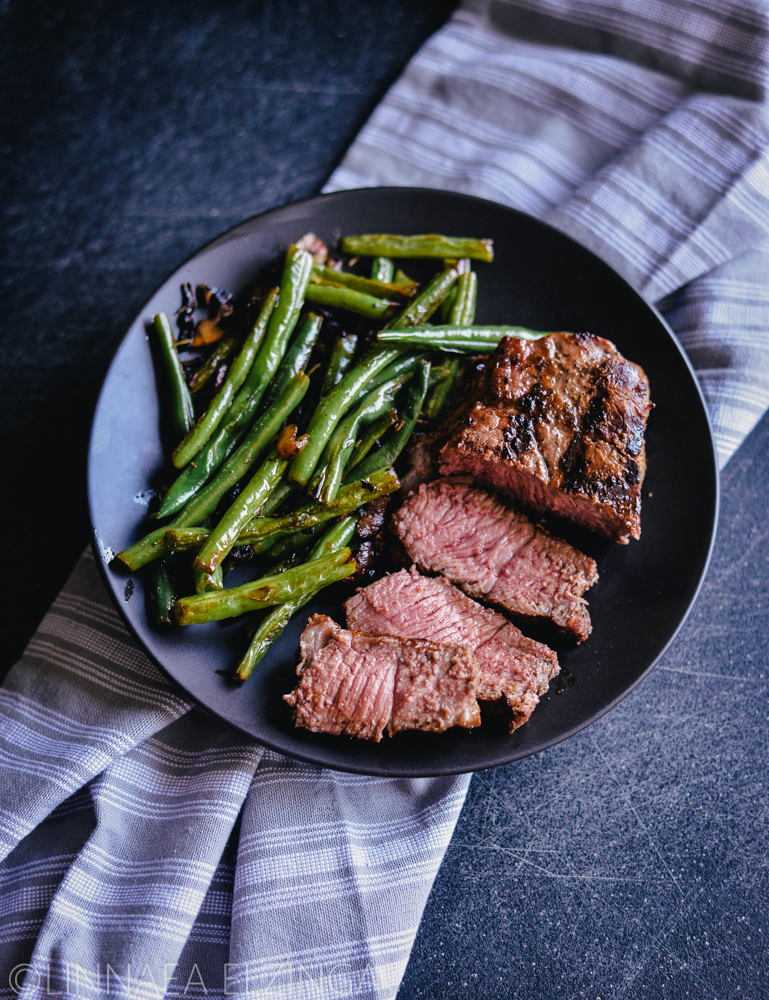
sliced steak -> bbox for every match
[392,478,598,641]
[345,567,559,730]
[437,333,652,543]
[284,614,481,741]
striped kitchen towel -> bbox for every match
[328,0,769,469]
[1,2,768,999]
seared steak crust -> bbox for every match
[437,333,652,543]
[285,614,481,741]
[345,568,559,731]
[392,478,598,641]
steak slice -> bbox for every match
[345,567,559,731]
[284,614,481,741]
[437,333,652,543]
[392,478,598,641]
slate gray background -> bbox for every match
[2,1,768,997]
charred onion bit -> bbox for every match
[176,282,197,339]
[296,232,329,265]
[276,424,308,460]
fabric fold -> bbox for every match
[0,552,191,862]
[227,753,468,1000]
[16,711,261,1000]
[327,5,769,466]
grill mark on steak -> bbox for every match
[285,614,481,741]
[391,478,598,642]
[437,334,652,543]
[345,568,559,731]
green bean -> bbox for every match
[371,257,394,283]
[193,565,223,593]
[153,313,194,441]
[321,333,358,397]
[345,409,397,471]
[164,527,280,556]
[262,526,320,568]
[341,233,494,263]
[264,312,323,406]
[344,361,431,482]
[439,258,471,322]
[260,480,297,517]
[172,549,355,625]
[189,334,239,395]
[194,449,288,574]
[235,517,358,681]
[235,246,313,406]
[351,350,424,401]
[116,373,310,571]
[145,554,177,625]
[427,270,477,419]
[310,376,407,505]
[311,264,414,302]
[453,276,478,326]
[236,604,296,680]
[246,466,399,545]
[288,347,404,487]
[172,291,280,468]
[378,325,556,352]
[158,290,279,515]
[440,286,458,324]
[164,527,210,551]
[393,268,418,290]
[305,283,395,320]
[384,268,457,329]
[163,246,310,491]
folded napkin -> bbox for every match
[2,2,767,999]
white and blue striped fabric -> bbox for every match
[2,2,767,998]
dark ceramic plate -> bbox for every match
[88,187,718,777]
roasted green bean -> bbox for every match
[310,376,407,504]
[393,268,418,290]
[189,334,238,395]
[246,466,399,545]
[427,270,478,419]
[153,313,194,441]
[116,372,310,571]
[345,409,397,471]
[305,283,395,320]
[371,257,394,283]
[259,480,297,517]
[194,448,288,575]
[193,565,223,593]
[311,264,414,301]
[158,289,279,515]
[263,311,323,407]
[288,347,404,487]
[378,324,555,352]
[172,549,355,625]
[341,233,494,263]
[145,554,177,625]
[235,516,358,681]
[345,361,431,482]
[321,333,358,397]
[384,268,458,329]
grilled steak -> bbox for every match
[284,614,481,741]
[345,567,559,730]
[392,478,598,641]
[437,333,652,543]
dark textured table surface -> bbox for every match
[3,2,768,997]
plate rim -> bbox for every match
[87,185,720,777]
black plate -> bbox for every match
[88,187,718,777]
